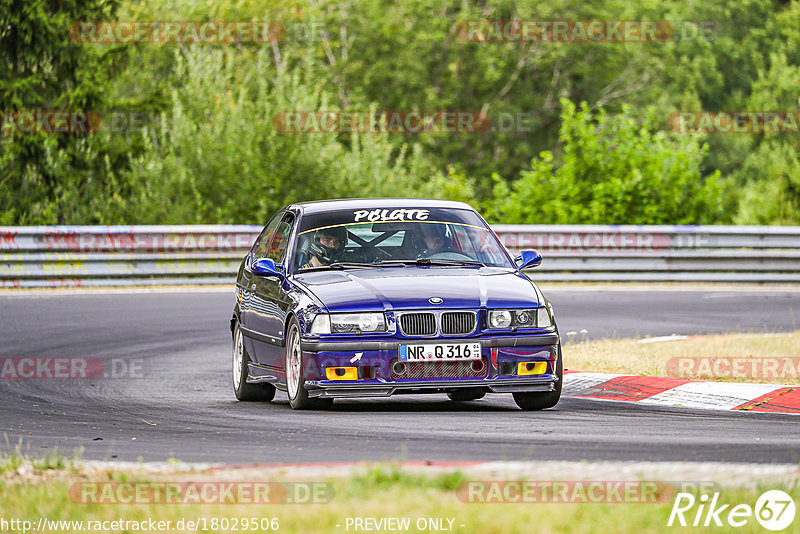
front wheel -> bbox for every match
[232,322,276,402]
[285,318,333,410]
[513,343,563,411]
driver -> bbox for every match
[417,223,450,258]
[302,226,348,268]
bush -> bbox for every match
[113,48,476,224]
[487,99,726,224]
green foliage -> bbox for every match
[109,48,474,224]
[0,0,121,224]
[732,49,800,224]
[488,100,725,224]
[2,0,800,225]
[735,140,800,225]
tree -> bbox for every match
[488,99,725,224]
[0,0,120,223]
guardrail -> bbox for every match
[0,226,261,287]
[1,224,799,287]
[493,225,800,282]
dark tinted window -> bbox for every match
[295,208,513,269]
[298,207,487,233]
[266,213,295,262]
[251,212,283,259]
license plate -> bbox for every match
[398,342,482,362]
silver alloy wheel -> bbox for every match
[286,325,301,399]
[233,326,243,390]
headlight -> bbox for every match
[514,309,537,327]
[488,308,552,329]
[311,313,387,334]
[488,310,512,329]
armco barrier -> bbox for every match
[0,226,262,288]
[494,225,800,282]
[1,225,800,287]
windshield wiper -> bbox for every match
[330,262,381,269]
[299,259,485,272]
[298,261,403,272]
[376,259,485,267]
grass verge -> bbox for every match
[0,439,76,476]
[565,332,800,384]
[1,463,798,534]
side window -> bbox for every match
[251,213,283,259]
[265,213,295,263]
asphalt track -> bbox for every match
[1,286,799,464]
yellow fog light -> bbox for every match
[325,367,358,380]
[517,361,547,376]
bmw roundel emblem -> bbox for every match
[429,297,443,305]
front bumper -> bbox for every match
[300,334,559,352]
[299,333,560,398]
[307,376,556,398]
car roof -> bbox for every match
[291,198,475,215]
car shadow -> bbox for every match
[269,394,523,412]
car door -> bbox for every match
[239,213,283,361]
[247,212,296,369]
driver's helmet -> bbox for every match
[418,223,449,254]
[309,226,348,264]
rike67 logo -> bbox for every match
[668,490,796,531]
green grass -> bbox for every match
[1,461,798,533]
[0,438,75,475]
[343,465,469,495]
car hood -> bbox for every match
[294,267,540,312]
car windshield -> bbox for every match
[294,207,514,270]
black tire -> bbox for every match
[285,318,333,410]
[447,388,486,402]
[232,322,276,402]
[512,343,563,411]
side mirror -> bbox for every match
[252,257,284,278]
[514,249,542,270]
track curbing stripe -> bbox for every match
[733,387,800,413]
[564,373,799,415]
[572,375,690,402]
